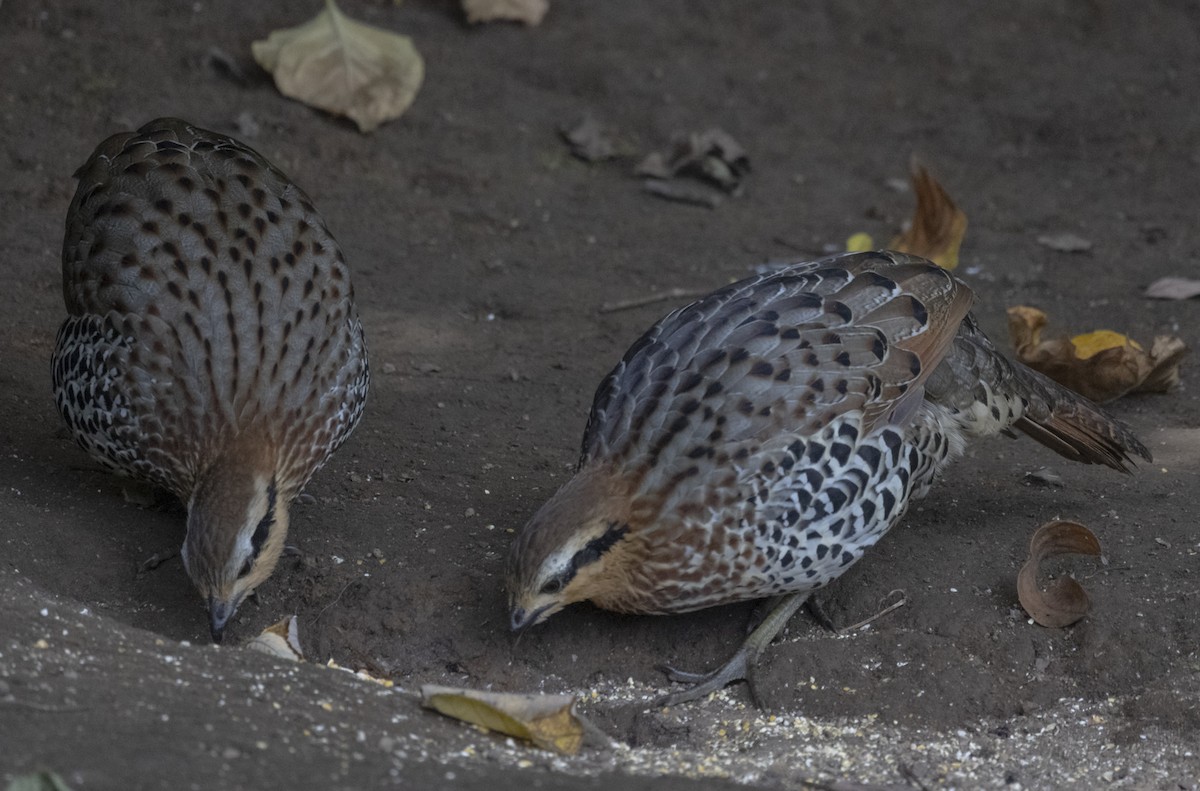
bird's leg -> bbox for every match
[659,592,810,706]
[804,596,838,633]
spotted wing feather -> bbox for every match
[580,252,972,495]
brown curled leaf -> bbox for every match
[1017,520,1101,628]
[888,159,967,270]
[1007,305,1188,402]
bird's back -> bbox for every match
[54,118,368,496]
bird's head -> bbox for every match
[506,464,643,631]
[181,465,289,643]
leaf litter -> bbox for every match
[636,128,750,208]
[1007,305,1187,402]
[252,0,424,132]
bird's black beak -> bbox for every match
[208,595,235,643]
[510,604,550,633]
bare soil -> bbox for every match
[2,1,1198,788]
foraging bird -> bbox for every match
[52,118,369,642]
[507,251,1148,704]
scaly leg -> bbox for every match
[659,592,810,706]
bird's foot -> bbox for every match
[658,643,760,706]
[657,591,811,707]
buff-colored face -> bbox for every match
[182,475,288,642]
[506,510,631,631]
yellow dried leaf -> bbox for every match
[421,685,584,754]
[1008,305,1187,402]
[889,160,967,270]
[252,0,424,133]
[245,615,304,661]
[1017,520,1100,628]
[845,232,874,253]
[463,0,549,26]
[1070,330,1142,360]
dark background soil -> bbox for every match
[2,1,1199,788]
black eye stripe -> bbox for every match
[557,521,630,588]
[249,479,278,559]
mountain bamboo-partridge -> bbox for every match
[52,118,369,641]
[507,251,1148,704]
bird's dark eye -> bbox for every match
[238,558,254,579]
[540,578,564,595]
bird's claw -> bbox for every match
[657,644,760,707]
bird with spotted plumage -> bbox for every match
[507,250,1149,705]
[52,118,369,642]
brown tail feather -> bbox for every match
[927,313,1151,473]
[1013,401,1151,473]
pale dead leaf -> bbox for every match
[1145,276,1200,300]
[1017,520,1100,628]
[463,0,549,26]
[1007,305,1187,402]
[5,774,73,791]
[1036,231,1092,253]
[245,615,304,661]
[252,0,424,132]
[421,685,584,754]
[888,159,967,270]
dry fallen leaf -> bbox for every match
[560,115,616,163]
[463,0,549,26]
[1017,520,1101,628]
[246,615,304,661]
[252,0,424,132]
[421,685,584,754]
[1037,231,1093,253]
[888,160,967,270]
[1145,276,1200,300]
[636,128,750,194]
[1007,305,1187,402]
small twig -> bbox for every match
[0,698,86,714]
[136,548,179,576]
[837,590,908,635]
[599,287,706,314]
[313,580,355,623]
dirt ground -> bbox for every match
[2,1,1199,788]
